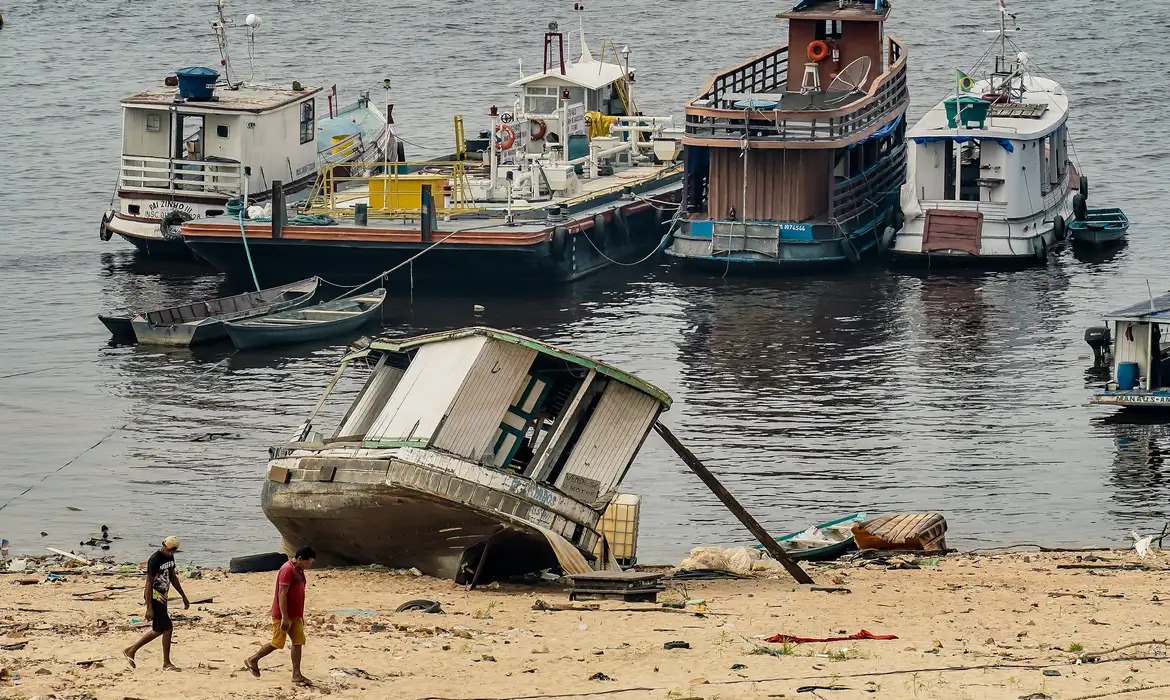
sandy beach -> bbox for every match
[2,550,1170,700]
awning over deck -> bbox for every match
[912,135,1015,153]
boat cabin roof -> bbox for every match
[908,75,1068,141]
[1104,292,1170,323]
[346,327,672,407]
[779,0,890,22]
[510,44,626,92]
[121,82,323,114]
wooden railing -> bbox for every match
[120,156,241,195]
[684,37,908,147]
[830,143,906,222]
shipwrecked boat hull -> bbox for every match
[262,479,560,581]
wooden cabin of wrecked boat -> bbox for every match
[263,327,671,582]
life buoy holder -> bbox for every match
[494,123,516,151]
[807,40,830,63]
[530,119,547,141]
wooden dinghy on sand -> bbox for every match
[852,513,948,552]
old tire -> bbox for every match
[395,599,444,613]
[1032,236,1048,262]
[1079,174,1089,200]
[1053,214,1067,241]
[160,209,193,241]
[228,552,288,574]
[550,226,568,260]
[592,214,608,251]
[1072,193,1087,221]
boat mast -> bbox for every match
[213,0,237,87]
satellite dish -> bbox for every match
[826,56,872,93]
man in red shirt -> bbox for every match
[244,546,315,685]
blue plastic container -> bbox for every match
[175,67,220,101]
[1117,361,1140,391]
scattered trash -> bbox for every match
[0,642,28,651]
[797,686,850,694]
[65,506,82,512]
[663,641,691,650]
[331,667,377,680]
[766,630,898,644]
[679,546,786,577]
[12,578,38,586]
[190,432,242,442]
[332,608,377,616]
[0,539,7,559]
[1018,693,1052,700]
[1132,531,1157,559]
[45,573,66,583]
[473,304,485,313]
[1042,669,1062,677]
[811,586,852,594]
[588,672,614,681]
[395,599,443,613]
[45,547,89,564]
[731,663,747,670]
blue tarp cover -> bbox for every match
[912,135,1015,153]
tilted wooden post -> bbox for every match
[653,421,814,585]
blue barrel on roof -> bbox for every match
[1117,362,1140,391]
[175,67,220,101]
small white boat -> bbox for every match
[1091,292,1170,409]
[891,0,1083,266]
[99,0,397,258]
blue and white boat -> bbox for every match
[666,0,908,271]
[1091,292,1170,409]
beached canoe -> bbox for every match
[129,277,320,347]
[759,512,867,562]
[852,512,948,552]
[225,289,386,350]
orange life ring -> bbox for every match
[807,40,830,63]
[530,119,547,140]
[494,123,516,150]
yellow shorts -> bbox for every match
[270,618,306,649]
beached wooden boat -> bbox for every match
[225,289,386,350]
[762,512,867,562]
[852,513,948,552]
[130,277,319,347]
[1068,208,1129,247]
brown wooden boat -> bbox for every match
[852,513,947,552]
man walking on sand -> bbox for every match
[123,536,190,670]
[245,546,315,685]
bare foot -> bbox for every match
[122,648,137,669]
[162,663,181,672]
[244,658,261,678]
[292,675,313,686]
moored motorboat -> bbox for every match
[667,0,909,271]
[891,1,1081,266]
[262,327,672,581]
[180,12,684,286]
[100,1,395,258]
[128,277,319,347]
[852,513,948,552]
[224,288,386,350]
[1091,292,1170,409]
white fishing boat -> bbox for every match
[99,0,397,257]
[891,0,1085,266]
[1090,292,1170,410]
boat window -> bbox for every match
[299,99,315,144]
[174,114,205,161]
[216,124,229,138]
[525,87,558,116]
[146,113,162,133]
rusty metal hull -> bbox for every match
[261,479,559,581]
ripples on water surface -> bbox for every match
[0,0,1167,564]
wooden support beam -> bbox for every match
[652,421,813,585]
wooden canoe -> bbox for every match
[761,512,867,562]
[224,289,386,350]
[852,513,948,552]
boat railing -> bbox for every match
[684,37,908,147]
[300,161,483,218]
[829,142,907,223]
[119,155,242,196]
[918,199,1009,220]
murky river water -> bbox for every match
[0,0,1166,565]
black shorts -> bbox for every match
[151,600,173,633]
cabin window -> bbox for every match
[146,113,162,133]
[525,87,559,116]
[216,124,229,138]
[299,100,315,144]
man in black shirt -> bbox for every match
[122,536,191,670]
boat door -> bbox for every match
[173,112,205,189]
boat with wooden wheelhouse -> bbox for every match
[262,327,671,581]
[666,0,908,271]
[1091,292,1170,410]
[100,1,395,258]
[180,15,684,286]
[890,1,1097,266]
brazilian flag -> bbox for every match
[955,70,976,92]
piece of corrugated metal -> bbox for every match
[432,340,536,461]
[555,382,659,498]
[335,361,406,438]
[365,335,487,442]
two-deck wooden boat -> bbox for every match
[224,289,386,350]
[1068,208,1129,247]
[764,512,867,562]
[180,16,684,285]
[127,277,319,347]
[667,0,908,271]
[262,327,672,581]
